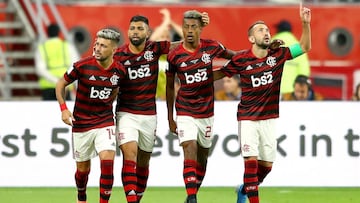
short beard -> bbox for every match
[130,37,146,46]
[259,43,269,49]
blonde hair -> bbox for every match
[96,28,121,46]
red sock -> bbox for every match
[136,165,149,202]
[196,163,206,190]
[122,160,137,203]
[244,160,259,203]
[183,160,197,199]
[257,164,272,184]
[100,160,114,203]
[75,169,90,201]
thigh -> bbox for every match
[258,118,278,162]
[116,112,139,146]
[138,115,157,152]
[94,126,117,153]
[196,116,214,148]
[177,116,198,146]
[72,130,97,162]
[238,120,259,158]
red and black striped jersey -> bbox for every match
[64,56,126,132]
[167,39,227,118]
[114,40,170,115]
[221,47,293,121]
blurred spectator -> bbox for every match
[352,83,360,101]
[35,23,80,100]
[282,74,323,101]
[272,20,310,95]
[150,8,183,42]
[215,74,241,100]
[153,8,183,100]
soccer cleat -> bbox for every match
[184,196,197,203]
[236,184,247,203]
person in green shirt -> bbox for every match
[272,20,310,95]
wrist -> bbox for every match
[60,103,68,111]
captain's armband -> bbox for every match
[289,43,304,58]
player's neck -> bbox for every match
[183,41,200,52]
[97,58,113,69]
[129,42,145,54]
[251,46,268,58]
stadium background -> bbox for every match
[0,0,359,191]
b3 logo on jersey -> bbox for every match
[90,87,112,99]
[185,69,208,84]
[251,71,273,87]
[128,65,151,80]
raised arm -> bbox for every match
[299,2,311,53]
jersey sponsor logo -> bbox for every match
[90,87,112,99]
[256,62,264,67]
[99,76,107,81]
[128,65,151,80]
[185,69,208,84]
[201,53,211,64]
[251,71,273,87]
[190,59,199,64]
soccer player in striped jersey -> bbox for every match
[55,29,125,203]
[114,14,210,203]
[214,3,312,203]
[165,10,236,203]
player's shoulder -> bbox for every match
[168,43,182,57]
[115,44,128,54]
[234,49,251,57]
[201,38,222,46]
[146,40,170,52]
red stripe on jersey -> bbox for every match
[167,39,226,118]
[64,56,126,132]
[221,47,292,121]
[114,40,170,115]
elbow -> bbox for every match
[301,43,311,53]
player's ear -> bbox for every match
[146,29,151,39]
[248,36,255,44]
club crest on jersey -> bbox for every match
[110,74,120,85]
[144,51,154,62]
[201,52,211,64]
[266,56,277,67]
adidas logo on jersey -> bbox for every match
[246,65,253,70]
[89,75,96,80]
[124,60,131,65]
[180,62,187,67]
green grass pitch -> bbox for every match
[1,187,359,203]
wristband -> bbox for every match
[60,103,68,111]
